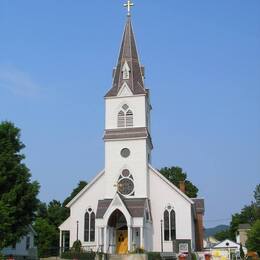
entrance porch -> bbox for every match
[95,194,149,254]
[98,209,144,254]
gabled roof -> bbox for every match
[105,16,146,97]
[213,239,241,249]
[66,169,105,207]
[148,164,194,205]
[96,195,148,219]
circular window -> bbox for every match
[120,148,130,158]
[118,178,134,195]
[122,169,130,177]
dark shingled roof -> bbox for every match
[105,16,146,97]
[123,198,147,217]
[96,199,112,219]
[96,197,148,219]
[238,224,251,230]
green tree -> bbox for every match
[240,243,245,259]
[34,182,87,256]
[229,204,257,240]
[246,219,260,255]
[214,229,231,241]
[0,121,39,249]
[48,200,68,227]
[36,202,48,219]
[254,184,260,207]
[62,181,88,219]
[34,200,67,257]
[63,181,88,207]
[34,218,59,257]
[254,184,260,219]
[214,184,260,245]
[159,166,198,198]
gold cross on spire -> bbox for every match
[124,0,134,16]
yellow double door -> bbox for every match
[116,230,128,254]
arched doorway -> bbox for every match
[108,209,128,254]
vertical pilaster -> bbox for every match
[104,226,107,253]
[140,226,144,249]
[97,227,100,251]
[128,226,132,252]
[59,231,62,255]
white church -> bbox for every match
[59,4,205,255]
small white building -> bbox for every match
[59,11,205,255]
[209,239,247,260]
[1,225,37,259]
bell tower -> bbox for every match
[103,15,152,199]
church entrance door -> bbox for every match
[116,229,128,254]
[108,209,128,254]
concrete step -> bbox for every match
[108,254,147,260]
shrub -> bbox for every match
[147,252,162,260]
[72,240,82,253]
[130,247,146,254]
[61,250,96,260]
[191,252,197,260]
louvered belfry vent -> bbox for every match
[126,110,133,127]
[117,106,134,128]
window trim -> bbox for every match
[84,209,95,242]
[117,105,134,128]
[163,206,176,241]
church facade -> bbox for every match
[59,14,204,254]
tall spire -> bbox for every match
[105,16,146,97]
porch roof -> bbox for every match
[96,197,147,218]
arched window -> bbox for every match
[84,212,89,242]
[84,208,95,242]
[163,205,176,241]
[126,110,133,127]
[164,210,169,241]
[170,209,176,240]
[118,110,125,128]
[117,105,134,128]
[90,212,95,241]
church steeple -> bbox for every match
[103,4,152,200]
[105,16,146,97]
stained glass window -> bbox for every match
[84,209,95,242]
[164,206,176,241]
[164,210,169,241]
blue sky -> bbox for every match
[0,0,259,228]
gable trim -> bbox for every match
[213,239,241,249]
[117,82,133,97]
[148,164,194,205]
[66,169,105,207]
[102,193,132,226]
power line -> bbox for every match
[204,218,231,223]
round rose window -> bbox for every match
[118,178,134,195]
